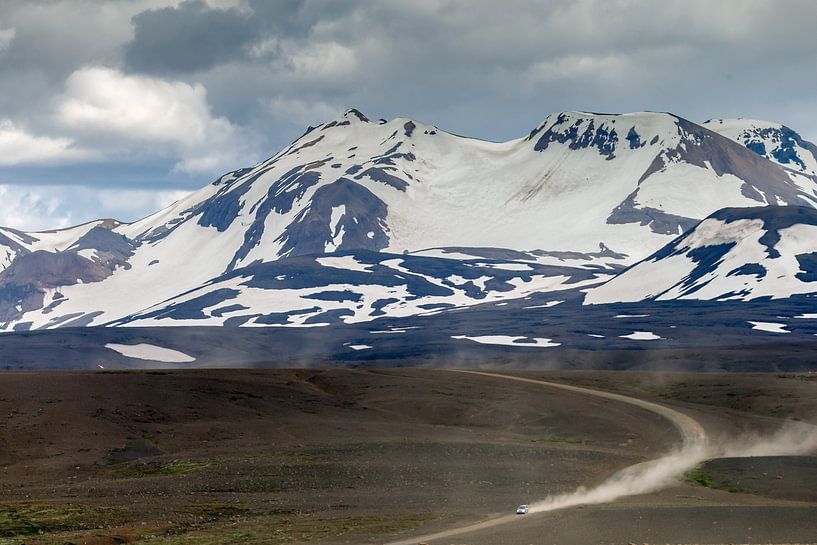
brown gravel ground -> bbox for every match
[0,368,814,544]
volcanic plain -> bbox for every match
[0,368,815,544]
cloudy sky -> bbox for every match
[1,0,816,230]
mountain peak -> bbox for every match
[527,110,680,141]
[313,108,370,132]
[342,108,369,123]
[703,118,817,177]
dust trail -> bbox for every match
[384,371,817,545]
[529,443,708,513]
[457,371,711,514]
[530,420,817,514]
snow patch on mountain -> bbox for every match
[451,335,560,347]
[105,342,196,362]
[619,331,662,340]
[747,321,789,334]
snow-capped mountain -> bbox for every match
[2,109,817,331]
[0,219,121,270]
[704,118,817,178]
[585,206,817,304]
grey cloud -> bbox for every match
[1,0,817,227]
[274,0,817,142]
[122,0,355,76]
[0,1,136,74]
[124,0,261,74]
[182,0,817,146]
[245,0,351,37]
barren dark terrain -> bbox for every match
[0,369,815,544]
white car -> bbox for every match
[516,504,529,515]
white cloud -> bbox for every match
[286,42,357,81]
[0,185,72,230]
[55,66,256,174]
[171,151,250,176]
[0,119,91,166]
[0,27,15,51]
[57,66,234,146]
[0,184,193,231]
[264,97,340,127]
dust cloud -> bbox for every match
[530,421,817,514]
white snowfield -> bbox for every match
[748,321,790,334]
[523,300,563,309]
[1,110,817,331]
[619,331,662,341]
[314,255,374,272]
[105,343,196,363]
[451,335,561,347]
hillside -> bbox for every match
[585,206,817,303]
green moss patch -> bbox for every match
[132,513,442,545]
[0,502,122,538]
[684,467,714,488]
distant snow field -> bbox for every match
[748,321,790,333]
[619,331,662,341]
[105,343,196,362]
[523,300,564,309]
[451,335,560,347]
[315,255,374,272]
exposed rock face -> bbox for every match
[274,178,390,258]
[533,112,620,159]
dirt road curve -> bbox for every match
[383,370,708,545]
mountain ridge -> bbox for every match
[2,109,817,332]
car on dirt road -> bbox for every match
[516,504,529,515]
